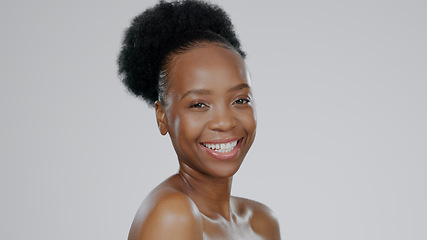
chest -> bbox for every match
[201,217,264,240]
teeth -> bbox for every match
[202,140,239,153]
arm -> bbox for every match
[128,193,203,240]
[250,202,281,240]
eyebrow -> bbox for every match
[182,89,213,99]
[228,83,250,92]
[182,83,251,99]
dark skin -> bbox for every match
[128,44,280,240]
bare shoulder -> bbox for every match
[129,180,203,240]
[233,197,281,240]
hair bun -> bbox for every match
[118,0,245,105]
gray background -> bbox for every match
[1,0,426,239]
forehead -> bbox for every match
[167,45,250,95]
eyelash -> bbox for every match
[189,97,251,109]
[190,102,208,109]
[233,98,251,105]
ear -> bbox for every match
[154,100,168,135]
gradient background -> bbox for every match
[1,0,426,239]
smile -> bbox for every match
[200,138,242,160]
[201,140,239,153]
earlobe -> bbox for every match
[155,101,168,135]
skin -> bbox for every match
[128,44,280,240]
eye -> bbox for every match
[233,98,251,105]
[190,102,208,109]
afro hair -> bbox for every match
[117,0,245,106]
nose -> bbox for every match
[208,105,237,132]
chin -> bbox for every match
[204,160,244,178]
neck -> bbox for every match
[178,162,233,220]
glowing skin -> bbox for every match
[162,44,256,179]
[128,45,280,240]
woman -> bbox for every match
[118,1,280,239]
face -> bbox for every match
[155,44,256,178]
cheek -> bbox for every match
[241,109,257,136]
[167,112,202,157]
[165,110,182,142]
[176,113,207,141]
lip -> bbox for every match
[200,138,243,160]
[201,137,241,144]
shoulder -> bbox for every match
[233,197,281,240]
[129,187,203,240]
